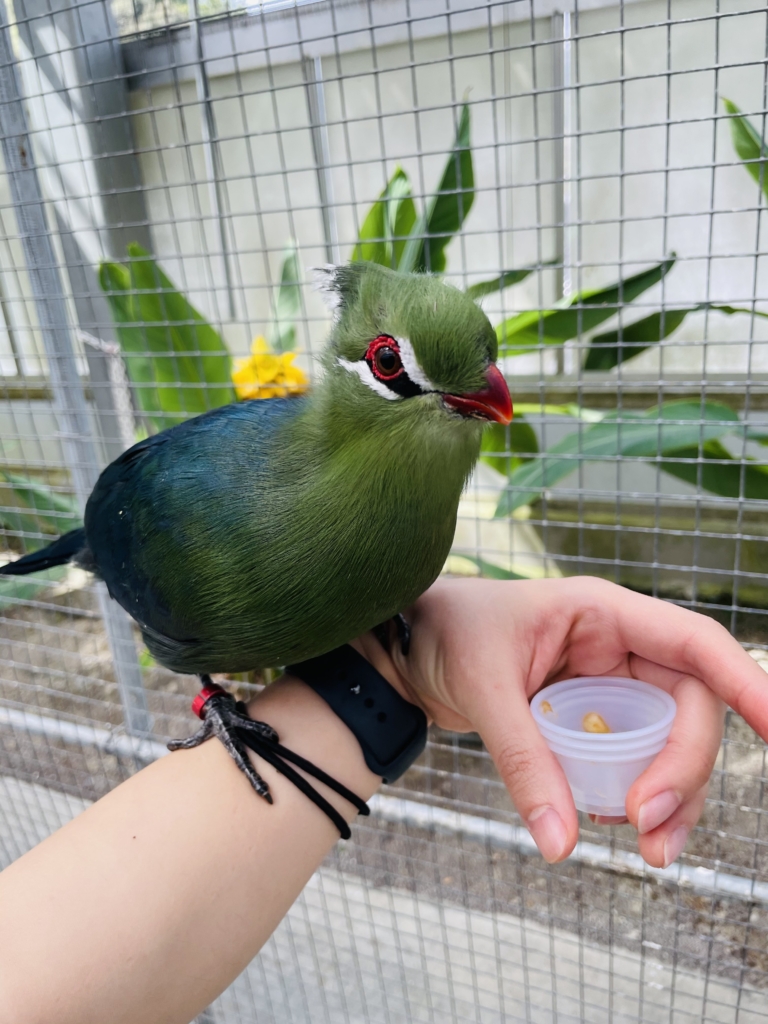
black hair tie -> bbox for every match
[234,725,369,840]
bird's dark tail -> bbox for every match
[0,527,86,576]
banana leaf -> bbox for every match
[584,309,690,371]
[514,402,606,422]
[100,243,234,429]
[496,259,675,353]
[0,471,79,535]
[0,472,80,605]
[450,555,529,580]
[0,505,48,538]
[351,166,416,269]
[480,417,539,476]
[99,259,157,420]
[658,439,768,500]
[0,566,70,609]
[267,243,302,353]
[494,400,741,517]
[465,267,539,301]
[585,302,768,371]
[400,104,473,274]
[723,99,768,198]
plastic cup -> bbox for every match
[531,677,677,817]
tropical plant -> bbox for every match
[99,243,235,431]
[348,103,766,525]
[0,471,79,538]
[0,471,81,606]
[491,102,768,521]
[493,401,768,519]
[723,99,768,198]
[0,244,304,606]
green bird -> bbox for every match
[2,262,512,795]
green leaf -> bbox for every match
[585,300,768,372]
[494,400,740,516]
[585,308,691,371]
[706,302,768,320]
[0,566,69,609]
[0,471,80,535]
[267,243,302,353]
[480,418,539,476]
[0,506,48,538]
[99,260,159,423]
[723,98,768,198]
[100,244,235,429]
[465,267,539,301]
[659,439,768,500]
[514,402,606,422]
[496,258,675,353]
[451,555,530,581]
[400,104,473,274]
[351,166,417,269]
[0,475,80,606]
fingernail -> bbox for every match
[637,790,681,835]
[526,806,568,863]
[663,825,689,868]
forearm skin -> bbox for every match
[0,677,381,1024]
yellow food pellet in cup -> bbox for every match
[541,700,553,714]
[583,711,611,733]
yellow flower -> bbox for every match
[232,336,309,400]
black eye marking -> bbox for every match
[365,335,425,398]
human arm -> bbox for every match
[0,677,382,1024]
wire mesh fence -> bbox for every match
[1,0,768,1020]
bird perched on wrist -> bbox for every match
[2,261,512,796]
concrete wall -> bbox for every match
[119,0,768,376]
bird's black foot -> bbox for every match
[168,675,278,802]
[373,612,411,657]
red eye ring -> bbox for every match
[366,335,403,380]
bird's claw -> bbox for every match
[167,679,277,802]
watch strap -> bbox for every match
[286,645,427,782]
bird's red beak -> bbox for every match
[444,363,513,425]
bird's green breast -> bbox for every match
[138,398,481,673]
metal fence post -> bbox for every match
[304,55,340,265]
[551,9,575,377]
[0,0,151,737]
[12,0,153,466]
[189,0,236,322]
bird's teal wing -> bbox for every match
[84,397,307,662]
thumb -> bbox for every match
[476,686,579,863]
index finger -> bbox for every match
[602,585,768,741]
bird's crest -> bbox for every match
[311,263,370,318]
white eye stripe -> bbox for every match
[337,357,402,400]
[395,336,436,392]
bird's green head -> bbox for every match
[315,262,512,429]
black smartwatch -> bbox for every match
[286,644,428,782]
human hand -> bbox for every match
[356,576,768,868]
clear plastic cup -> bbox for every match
[531,676,677,817]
